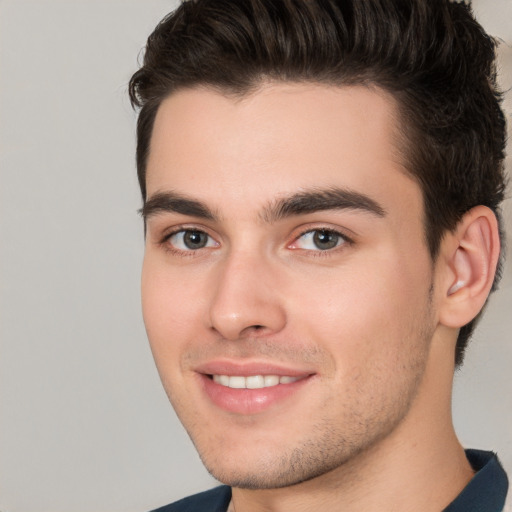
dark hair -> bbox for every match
[129,0,507,366]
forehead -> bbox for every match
[146,83,417,213]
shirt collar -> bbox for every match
[443,449,509,512]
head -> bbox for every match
[129,0,506,491]
[130,0,506,366]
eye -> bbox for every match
[167,229,218,251]
[290,229,347,251]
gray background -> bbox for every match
[0,1,510,511]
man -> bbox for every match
[129,0,509,510]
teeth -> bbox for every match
[216,375,230,387]
[246,375,264,389]
[264,375,279,387]
[228,376,246,389]
[212,374,300,389]
[279,376,297,384]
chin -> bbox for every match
[195,435,359,490]
[202,462,322,490]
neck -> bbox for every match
[230,330,474,512]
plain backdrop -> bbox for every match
[0,1,511,511]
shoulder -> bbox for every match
[149,485,232,512]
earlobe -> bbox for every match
[438,206,500,328]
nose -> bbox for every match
[207,250,287,341]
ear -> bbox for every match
[437,206,500,329]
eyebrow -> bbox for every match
[140,187,386,223]
[262,187,386,223]
[141,191,217,221]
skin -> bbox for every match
[142,83,480,511]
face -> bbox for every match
[142,83,438,489]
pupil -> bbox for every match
[184,231,207,249]
[313,230,338,250]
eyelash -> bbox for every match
[159,226,218,257]
[290,228,353,256]
[159,226,353,257]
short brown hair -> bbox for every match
[129,0,507,365]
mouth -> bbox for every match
[196,362,314,415]
[210,374,303,389]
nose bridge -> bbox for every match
[207,246,286,340]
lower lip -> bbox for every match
[199,374,312,415]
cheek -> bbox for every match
[292,260,432,425]
[141,257,203,359]
[288,251,432,365]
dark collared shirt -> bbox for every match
[444,450,508,512]
[152,449,509,512]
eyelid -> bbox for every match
[155,223,354,255]
[160,223,215,241]
[159,225,220,253]
[288,226,354,251]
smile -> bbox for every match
[200,372,312,415]
[212,374,301,389]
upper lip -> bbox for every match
[195,360,314,377]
